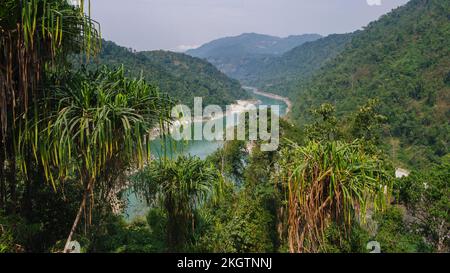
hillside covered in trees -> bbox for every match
[288,0,450,168]
[80,40,249,107]
[237,0,449,168]
[0,0,448,255]
[240,33,354,98]
[186,33,322,80]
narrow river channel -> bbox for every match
[124,88,290,220]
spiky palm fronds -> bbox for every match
[0,0,100,213]
[36,67,168,184]
[0,0,100,141]
[22,66,172,252]
[133,155,220,251]
[276,140,392,253]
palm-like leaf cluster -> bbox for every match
[0,0,101,220]
[0,0,100,140]
[133,156,220,251]
[34,67,170,185]
[20,66,172,252]
[276,140,392,253]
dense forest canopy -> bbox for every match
[289,0,450,168]
[235,0,449,168]
[0,0,448,254]
[77,40,249,107]
[186,33,322,80]
[240,33,354,98]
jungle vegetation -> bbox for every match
[240,0,450,169]
[0,0,448,254]
[76,40,249,108]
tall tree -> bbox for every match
[133,156,220,252]
[276,141,392,252]
[0,0,100,213]
[32,67,171,252]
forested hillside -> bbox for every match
[79,40,248,106]
[186,33,321,79]
[1,0,448,255]
[284,0,449,167]
[241,33,353,98]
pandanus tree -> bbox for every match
[0,0,100,212]
[276,141,392,253]
[133,155,220,252]
[26,67,172,252]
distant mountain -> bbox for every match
[241,33,354,98]
[78,40,249,107]
[186,33,322,79]
[287,0,450,166]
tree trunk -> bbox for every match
[0,143,5,211]
[63,179,92,253]
[21,159,33,220]
[436,220,447,253]
[5,133,16,214]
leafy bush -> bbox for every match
[373,207,431,253]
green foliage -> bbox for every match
[21,180,82,252]
[305,103,341,142]
[16,64,173,252]
[1,0,101,140]
[348,99,387,146]
[287,0,450,168]
[77,40,249,107]
[1,0,447,255]
[195,187,275,253]
[187,33,322,81]
[207,140,248,183]
[277,140,393,252]
[0,213,52,253]
[303,100,388,156]
[320,222,370,253]
[192,140,280,253]
[373,207,431,253]
[132,155,220,252]
[0,0,103,253]
[90,213,166,253]
[242,34,353,98]
[244,144,276,187]
[32,66,170,186]
[396,155,450,251]
[0,215,19,253]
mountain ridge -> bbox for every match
[186,33,322,79]
[240,33,354,97]
[287,0,450,166]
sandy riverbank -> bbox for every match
[243,86,292,117]
[149,86,292,140]
[148,98,263,140]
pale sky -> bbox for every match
[90,0,410,51]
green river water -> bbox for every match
[124,91,288,220]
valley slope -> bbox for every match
[241,33,354,98]
[186,33,322,80]
[284,0,449,166]
[78,40,249,107]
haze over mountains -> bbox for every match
[185,31,354,99]
[187,0,449,167]
[2,0,450,255]
[81,0,448,167]
[239,33,354,98]
[186,33,322,79]
[287,0,449,166]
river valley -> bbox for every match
[124,88,291,220]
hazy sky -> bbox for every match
[90,0,410,52]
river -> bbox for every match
[124,88,290,220]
